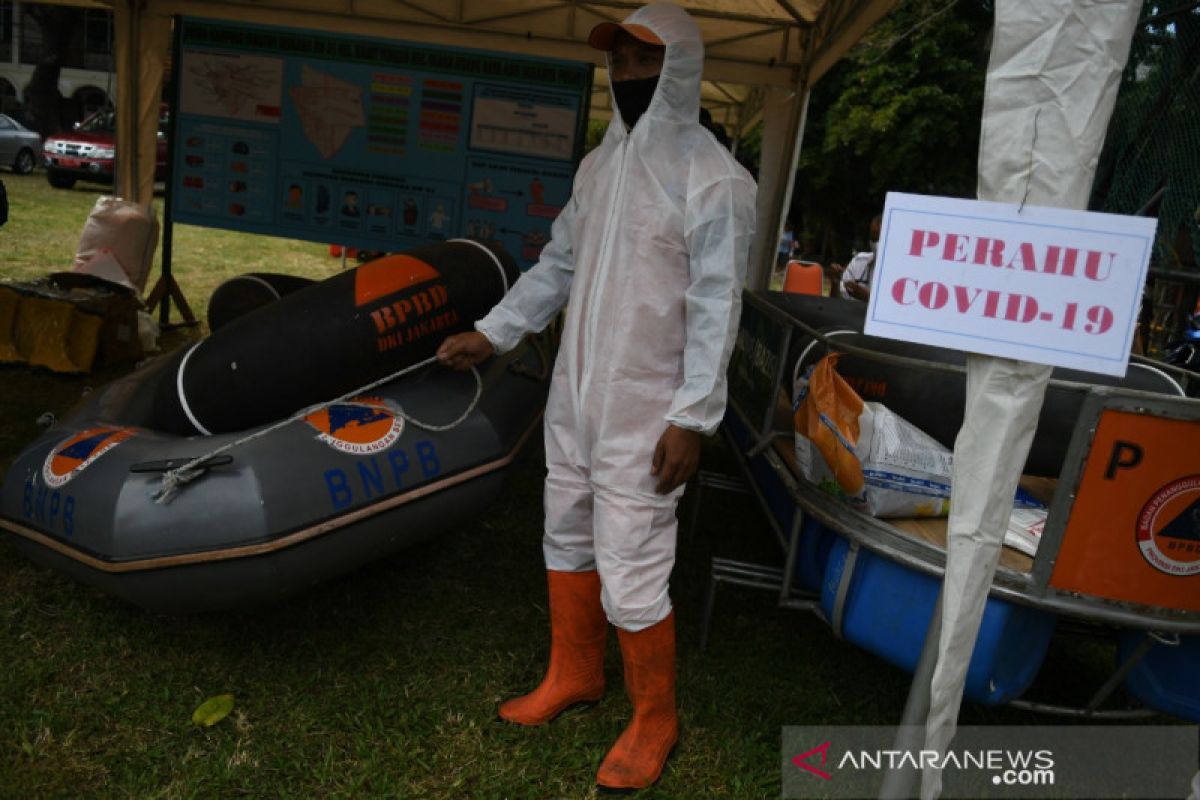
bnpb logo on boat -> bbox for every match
[1136,475,1200,577]
[305,398,404,455]
[42,426,136,488]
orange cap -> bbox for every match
[588,21,664,50]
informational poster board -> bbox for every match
[865,192,1157,376]
[170,18,592,269]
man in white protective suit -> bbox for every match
[437,2,755,792]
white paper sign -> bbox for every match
[864,192,1157,376]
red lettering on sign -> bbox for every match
[892,277,917,305]
[1003,293,1039,323]
[884,278,1116,332]
[982,289,1001,318]
[954,285,982,313]
[905,229,1115,282]
[943,233,969,263]
[1004,242,1038,272]
[973,236,1005,267]
[1084,249,1115,281]
[909,229,940,257]
[917,281,949,310]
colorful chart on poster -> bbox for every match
[171,19,592,269]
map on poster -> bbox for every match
[171,19,592,269]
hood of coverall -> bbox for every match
[604,3,703,138]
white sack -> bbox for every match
[74,196,160,294]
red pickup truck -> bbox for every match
[43,107,169,189]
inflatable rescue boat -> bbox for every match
[0,240,549,613]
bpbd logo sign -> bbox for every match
[1136,475,1200,577]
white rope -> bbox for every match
[792,329,856,389]
[152,355,482,505]
[448,238,509,292]
[225,274,283,299]
[1129,362,1186,397]
[176,341,213,436]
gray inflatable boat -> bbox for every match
[0,243,548,613]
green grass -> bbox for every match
[2,172,345,321]
[0,170,1167,799]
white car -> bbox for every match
[0,113,41,174]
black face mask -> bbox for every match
[612,75,659,129]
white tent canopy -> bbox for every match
[42,0,898,290]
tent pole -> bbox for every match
[118,0,141,202]
[747,78,809,291]
[159,14,180,327]
[145,14,196,328]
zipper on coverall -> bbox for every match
[579,136,630,403]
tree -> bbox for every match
[584,118,608,154]
[1090,2,1199,348]
[21,4,86,138]
[791,0,994,261]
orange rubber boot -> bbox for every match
[498,569,607,726]
[596,612,678,793]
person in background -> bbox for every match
[0,178,7,227]
[776,220,796,277]
[831,213,881,301]
[436,3,755,792]
[699,107,731,149]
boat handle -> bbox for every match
[130,455,234,474]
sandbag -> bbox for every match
[74,196,159,293]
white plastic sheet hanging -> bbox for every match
[920,2,1144,798]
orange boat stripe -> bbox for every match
[353,255,441,306]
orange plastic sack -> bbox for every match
[793,353,865,495]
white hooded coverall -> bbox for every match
[475,3,757,632]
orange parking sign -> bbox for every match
[1049,410,1200,612]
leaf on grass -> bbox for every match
[191,694,235,727]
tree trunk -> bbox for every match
[24,58,64,138]
[21,6,85,138]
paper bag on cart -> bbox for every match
[793,354,1049,537]
[793,352,955,517]
[792,352,865,495]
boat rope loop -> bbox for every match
[153,356,481,505]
